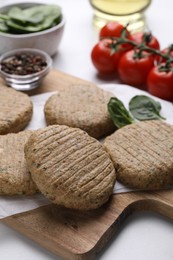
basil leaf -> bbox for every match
[129,95,166,121]
[108,97,135,128]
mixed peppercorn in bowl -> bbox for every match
[0,48,52,91]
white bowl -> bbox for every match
[0,2,65,56]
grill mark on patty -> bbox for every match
[75,159,114,192]
[60,152,110,191]
[123,121,173,142]
[31,130,88,163]
[109,122,173,164]
[61,166,115,208]
[81,170,115,199]
[31,126,77,148]
[119,131,173,168]
[104,137,169,177]
[137,121,173,140]
[111,142,170,178]
[42,144,102,188]
[35,140,97,177]
[124,125,173,153]
[122,124,173,160]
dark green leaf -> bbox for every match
[8,7,44,24]
[8,5,61,25]
[129,95,165,121]
[0,14,9,20]
[1,5,62,34]
[108,97,135,128]
[6,20,42,33]
[0,20,9,32]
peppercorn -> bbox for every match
[0,52,47,76]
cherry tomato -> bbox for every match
[156,47,173,63]
[118,50,155,87]
[130,32,160,50]
[99,21,130,39]
[99,22,132,52]
[91,38,122,74]
[147,65,173,101]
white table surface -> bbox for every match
[0,0,173,259]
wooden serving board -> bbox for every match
[1,69,173,260]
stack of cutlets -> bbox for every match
[0,85,37,195]
[1,82,173,210]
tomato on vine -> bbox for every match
[147,64,173,101]
[118,49,155,87]
[99,21,130,39]
[156,46,173,63]
[99,21,132,52]
[91,21,173,101]
[130,32,160,50]
[91,38,122,74]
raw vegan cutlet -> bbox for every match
[44,83,116,139]
[24,125,116,210]
[0,85,33,134]
[103,120,173,190]
[0,130,38,195]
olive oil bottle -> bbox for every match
[89,0,152,31]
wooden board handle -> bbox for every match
[2,190,173,260]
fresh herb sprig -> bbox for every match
[108,95,165,129]
[129,95,166,121]
[108,97,135,128]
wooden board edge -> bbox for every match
[1,190,173,259]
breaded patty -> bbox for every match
[44,83,116,139]
[0,85,33,134]
[24,125,116,210]
[103,120,173,190]
[0,130,38,195]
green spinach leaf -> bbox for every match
[0,20,9,32]
[0,4,62,34]
[108,97,135,128]
[0,14,9,20]
[8,7,44,24]
[7,11,61,33]
[129,95,165,121]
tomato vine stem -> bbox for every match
[102,31,173,72]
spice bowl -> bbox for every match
[0,48,52,91]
